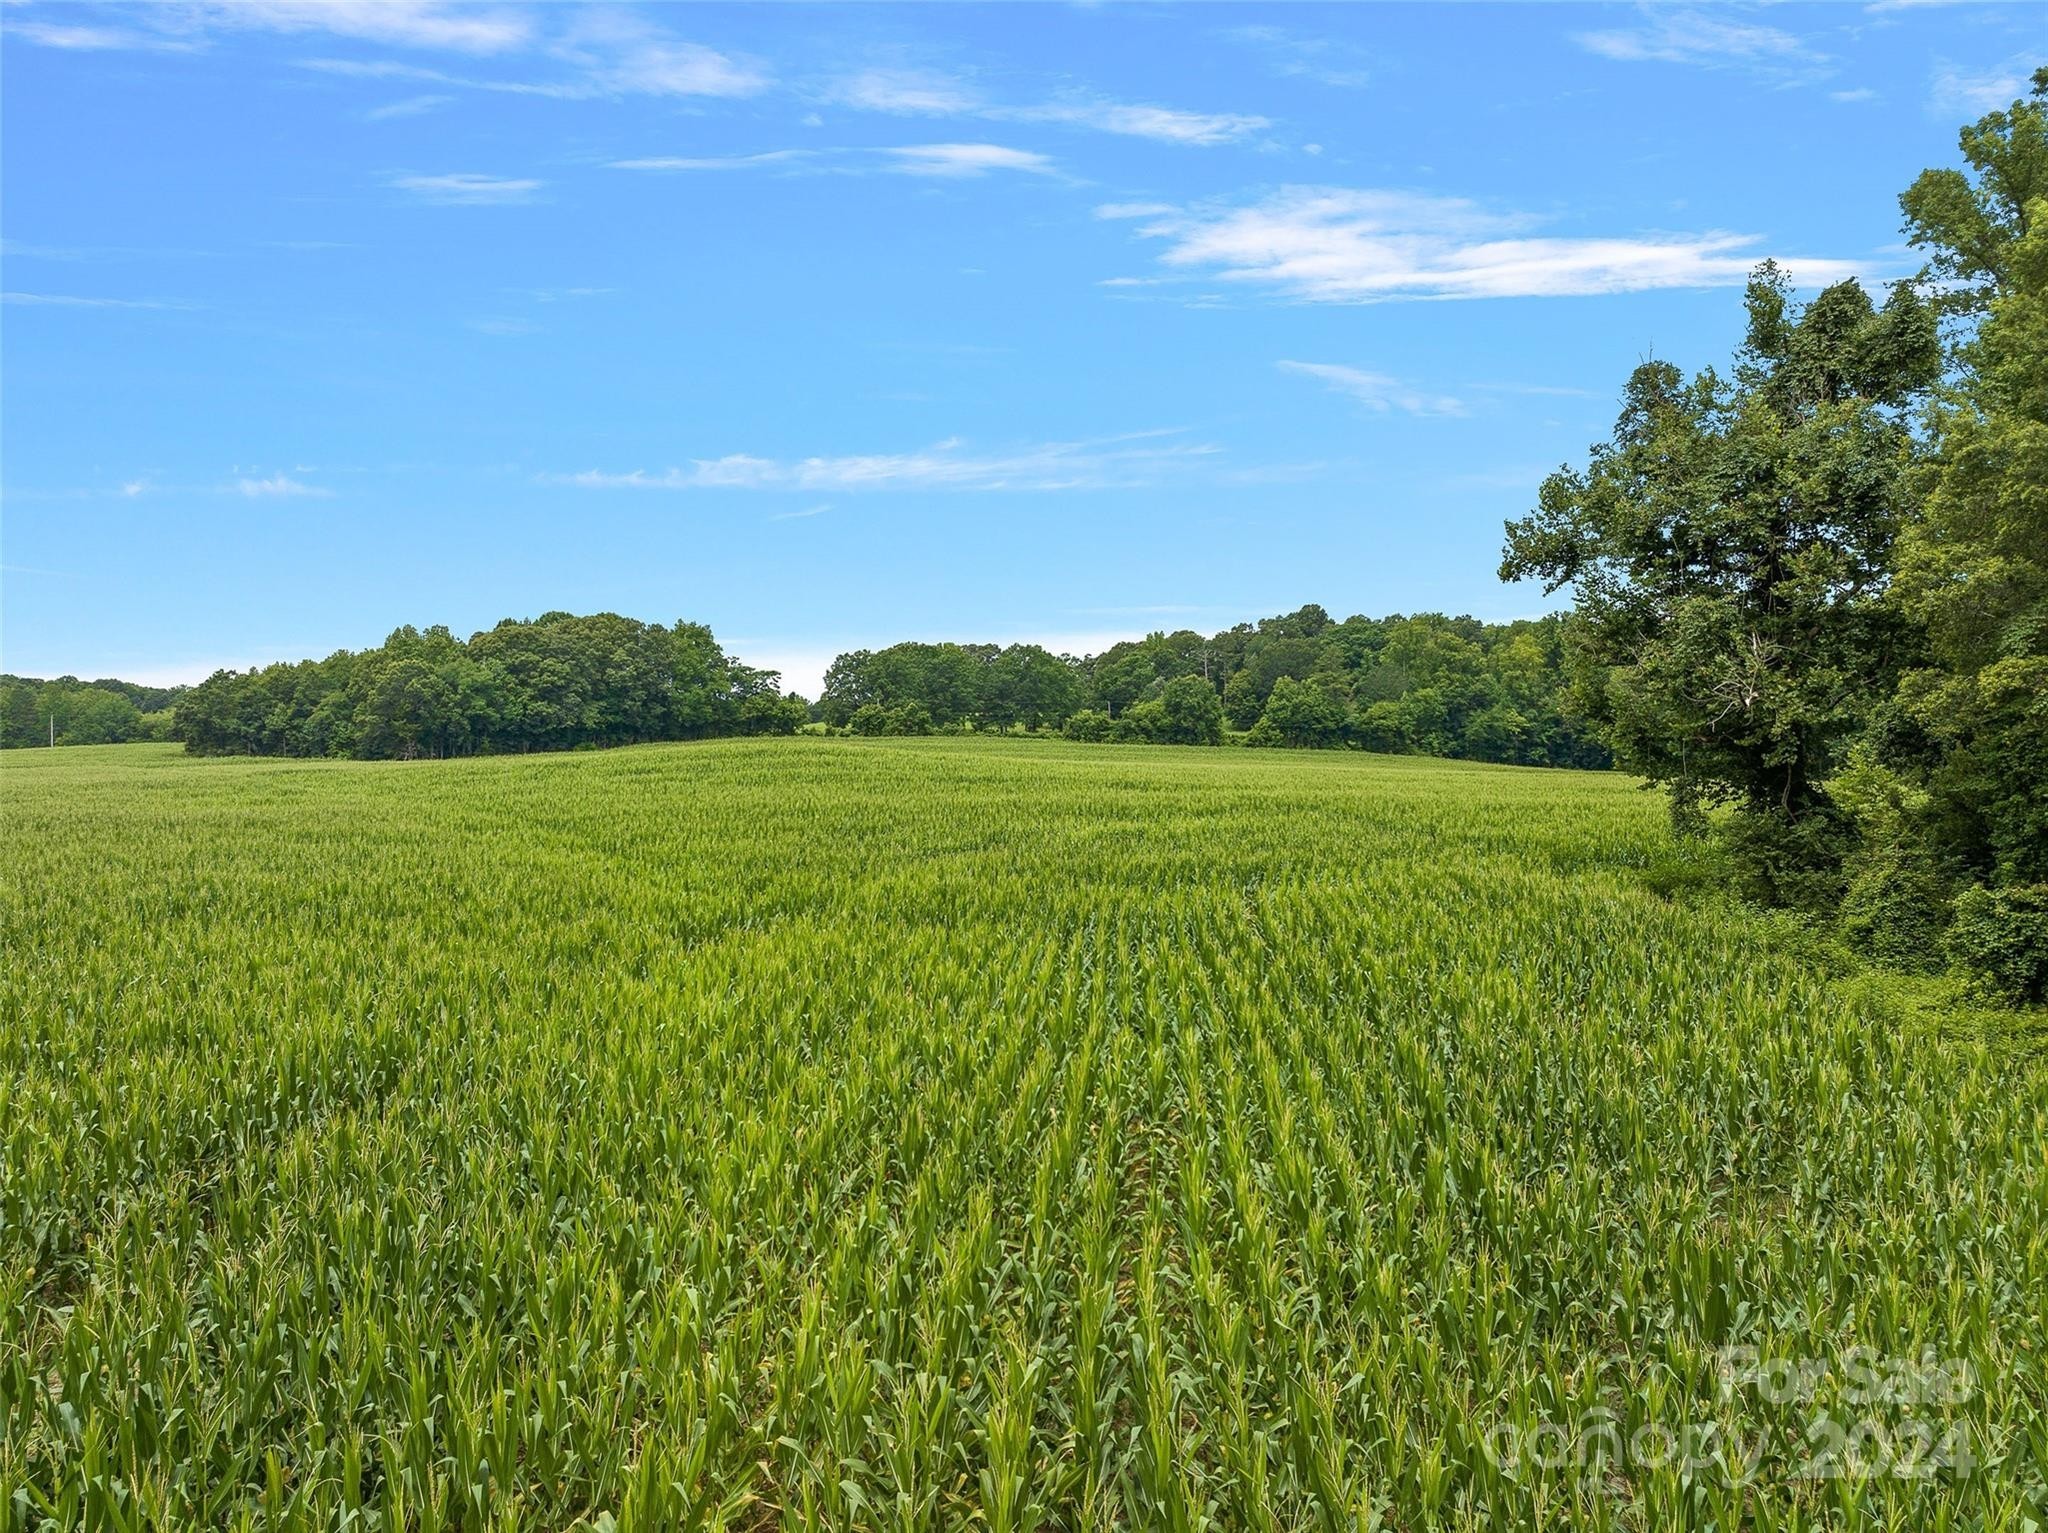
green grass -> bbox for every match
[2,739,2042,1530]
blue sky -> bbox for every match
[2,2,2039,696]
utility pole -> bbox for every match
[49,714,55,747]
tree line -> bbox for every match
[170,611,807,759]
[0,675,181,748]
[819,607,1607,767]
[114,601,1602,769]
[1503,73,2045,1003]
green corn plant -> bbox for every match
[0,737,2040,1530]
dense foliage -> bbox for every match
[822,608,1609,767]
[1868,69,2048,999]
[6,738,2040,1528]
[1500,265,1940,907]
[1506,73,2048,1000]
[171,611,808,759]
[0,674,180,749]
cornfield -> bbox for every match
[2,739,2041,1530]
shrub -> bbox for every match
[1717,806,1856,916]
[850,701,935,737]
[1838,846,1950,971]
[1158,675,1224,746]
[1062,709,1111,743]
[1221,669,1263,729]
[1353,699,1410,754]
[888,702,934,736]
[1944,884,2048,1005]
[1111,700,1165,743]
[1257,677,1347,749]
[738,693,810,736]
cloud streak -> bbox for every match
[1277,361,1465,417]
[365,93,453,121]
[1105,188,1867,302]
[555,432,1219,494]
[1929,60,2034,117]
[610,149,816,172]
[990,98,1268,147]
[236,474,331,498]
[608,144,1055,179]
[825,67,982,116]
[206,1,533,55]
[819,65,1266,145]
[1573,10,1833,84]
[15,5,768,101]
[2,291,189,309]
[391,172,542,204]
[4,20,199,52]
[882,143,1055,178]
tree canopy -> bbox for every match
[817,607,1609,767]
[172,612,807,760]
[1502,68,2048,999]
[0,675,180,749]
[1501,265,1939,904]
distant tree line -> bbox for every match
[821,608,1608,767]
[1503,72,2046,1002]
[172,611,807,759]
[0,675,181,748]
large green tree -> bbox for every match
[1502,264,1939,907]
[1848,69,2048,999]
[1891,69,2048,891]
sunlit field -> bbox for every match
[3,740,2041,1530]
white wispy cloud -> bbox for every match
[365,93,453,121]
[4,19,198,52]
[882,143,1055,178]
[769,503,834,521]
[1277,361,1465,417]
[298,57,586,99]
[1930,60,2034,117]
[17,5,766,101]
[1108,187,1866,303]
[236,473,331,498]
[8,2,534,55]
[991,98,1268,146]
[826,66,983,115]
[204,1,532,54]
[609,149,818,172]
[391,172,541,204]
[2,291,188,309]
[608,144,1055,180]
[820,65,1264,145]
[1574,10,1833,84]
[555,10,769,99]
[1830,87,1880,104]
[554,431,1218,494]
